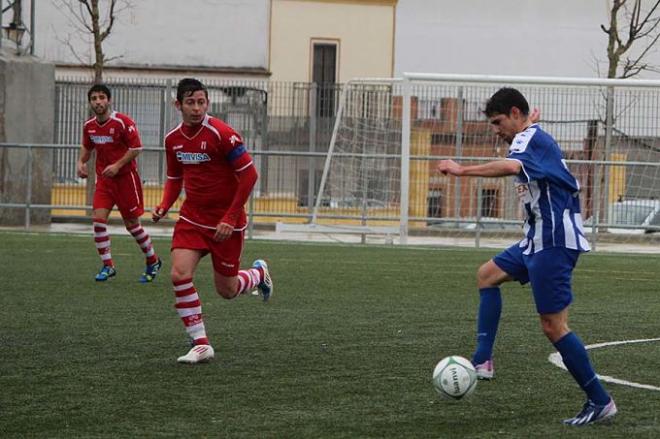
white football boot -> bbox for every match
[474,359,494,380]
[177,344,215,364]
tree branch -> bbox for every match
[99,0,117,42]
[601,0,660,78]
[56,0,132,82]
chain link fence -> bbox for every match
[1,75,659,251]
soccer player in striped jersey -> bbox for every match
[437,88,616,426]
[152,78,272,364]
[77,84,162,283]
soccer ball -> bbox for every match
[432,355,477,400]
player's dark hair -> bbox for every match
[87,84,111,101]
[176,78,208,102]
[484,87,529,117]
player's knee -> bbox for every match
[170,266,191,283]
[541,325,562,342]
[477,263,494,288]
[123,218,139,228]
[214,284,235,300]
[539,317,568,342]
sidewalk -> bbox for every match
[4,222,654,254]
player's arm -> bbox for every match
[529,108,540,123]
[77,126,95,178]
[152,176,183,222]
[214,162,258,241]
[77,145,92,178]
[103,118,143,177]
[102,148,141,178]
[436,159,521,178]
[221,163,258,227]
[153,141,183,223]
[212,129,258,241]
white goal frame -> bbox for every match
[278,73,660,248]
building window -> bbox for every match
[428,189,444,218]
[299,169,323,207]
[480,189,499,217]
[312,43,337,117]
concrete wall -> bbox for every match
[0,52,55,225]
[270,0,396,83]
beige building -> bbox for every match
[269,0,397,83]
[31,0,396,83]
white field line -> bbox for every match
[547,337,660,391]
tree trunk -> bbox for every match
[90,0,104,83]
[606,0,621,78]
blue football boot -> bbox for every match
[139,258,162,283]
[252,259,273,302]
[563,399,617,426]
[95,265,117,282]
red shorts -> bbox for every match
[93,169,144,218]
[171,219,244,277]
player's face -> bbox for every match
[177,91,209,125]
[488,107,526,144]
[89,92,110,118]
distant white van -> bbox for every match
[586,199,660,234]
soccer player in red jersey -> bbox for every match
[77,84,162,283]
[152,78,272,364]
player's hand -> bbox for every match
[152,206,167,223]
[213,222,234,242]
[102,164,120,178]
[77,161,88,178]
[529,107,541,123]
[436,159,463,176]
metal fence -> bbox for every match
[1,74,659,250]
[304,74,660,247]
[52,77,343,199]
[400,74,660,246]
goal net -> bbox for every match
[277,79,404,242]
[282,74,660,250]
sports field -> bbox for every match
[1,231,659,438]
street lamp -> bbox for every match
[1,0,27,55]
[3,20,25,47]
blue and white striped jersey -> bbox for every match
[506,124,590,254]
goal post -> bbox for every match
[277,73,660,250]
[304,78,407,242]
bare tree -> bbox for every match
[54,0,131,208]
[601,0,660,78]
[56,0,131,83]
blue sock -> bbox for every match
[472,287,502,365]
[553,332,610,406]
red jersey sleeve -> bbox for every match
[118,114,142,150]
[82,121,94,150]
[216,122,253,172]
[165,135,183,180]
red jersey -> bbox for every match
[164,114,254,230]
[82,111,142,177]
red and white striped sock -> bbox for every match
[127,223,158,265]
[174,278,209,346]
[93,218,113,267]
[234,267,264,297]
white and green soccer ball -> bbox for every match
[432,355,478,400]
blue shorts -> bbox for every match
[493,244,580,314]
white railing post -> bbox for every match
[400,77,411,245]
[25,144,33,230]
[312,83,349,223]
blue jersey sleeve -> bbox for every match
[507,126,546,182]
